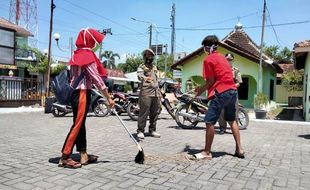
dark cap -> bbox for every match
[201,35,219,47]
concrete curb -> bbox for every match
[250,118,310,126]
[0,107,44,114]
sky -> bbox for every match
[0,0,309,63]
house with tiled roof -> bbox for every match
[294,40,310,121]
[275,61,303,104]
[171,23,279,108]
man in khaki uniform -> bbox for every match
[136,49,161,140]
[219,53,242,134]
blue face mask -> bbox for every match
[92,43,101,52]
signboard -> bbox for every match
[173,70,182,79]
[151,44,163,55]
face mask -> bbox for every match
[83,28,101,51]
[145,58,154,64]
[92,43,101,52]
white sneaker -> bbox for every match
[137,132,144,139]
[150,131,161,138]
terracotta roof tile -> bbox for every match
[172,25,273,69]
[0,17,33,37]
[222,28,271,61]
[106,69,125,78]
[294,40,310,48]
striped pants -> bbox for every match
[62,89,91,155]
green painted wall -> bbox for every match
[178,46,277,108]
[303,53,310,121]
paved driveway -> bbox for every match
[0,112,310,189]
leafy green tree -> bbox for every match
[51,64,67,75]
[100,50,120,69]
[281,69,304,92]
[263,45,293,62]
[117,55,143,73]
[117,53,174,79]
[156,54,174,78]
[21,47,49,74]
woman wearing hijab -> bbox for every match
[58,28,114,169]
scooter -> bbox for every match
[51,88,110,117]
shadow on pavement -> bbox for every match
[298,134,310,139]
[167,125,206,130]
[48,153,132,165]
[182,145,226,158]
[274,108,303,121]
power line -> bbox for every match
[62,0,149,38]
[186,11,261,29]
[266,6,289,47]
[56,3,150,48]
[156,19,310,31]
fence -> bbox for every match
[0,77,44,102]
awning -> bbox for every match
[107,76,139,83]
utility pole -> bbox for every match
[149,24,152,49]
[170,3,176,59]
[258,0,266,93]
[46,0,55,97]
[98,28,112,60]
[163,44,168,92]
[69,37,73,58]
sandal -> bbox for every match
[81,155,98,165]
[58,158,82,169]
[190,152,212,160]
[234,151,245,159]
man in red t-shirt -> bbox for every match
[194,35,244,160]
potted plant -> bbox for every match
[254,92,269,119]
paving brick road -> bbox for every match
[0,111,310,189]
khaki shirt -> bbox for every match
[137,63,161,97]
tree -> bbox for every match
[117,55,143,73]
[263,45,293,62]
[100,50,120,69]
[156,54,174,78]
[20,46,49,74]
[281,69,304,92]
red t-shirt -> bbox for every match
[203,52,237,99]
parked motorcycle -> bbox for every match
[112,92,130,115]
[51,88,110,117]
[112,91,139,118]
[159,81,177,119]
[126,94,140,121]
[125,82,178,121]
[174,92,249,129]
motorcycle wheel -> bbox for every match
[237,107,249,130]
[175,104,199,129]
[94,101,110,117]
[51,106,66,117]
[127,102,139,121]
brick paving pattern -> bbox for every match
[0,112,310,189]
